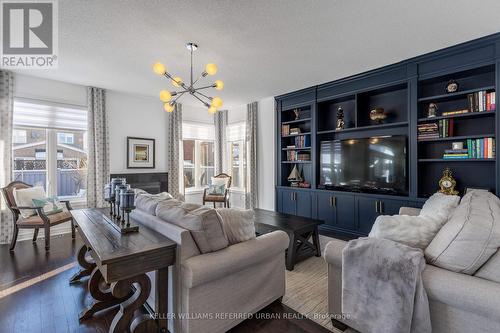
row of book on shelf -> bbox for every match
[466,90,495,113]
[417,119,454,140]
[442,138,495,159]
[286,150,311,161]
[281,124,302,136]
[287,134,311,148]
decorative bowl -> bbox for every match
[369,108,387,123]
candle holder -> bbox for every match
[114,184,130,220]
[109,178,126,218]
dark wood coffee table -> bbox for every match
[254,209,323,271]
[70,208,176,333]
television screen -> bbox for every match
[320,136,407,195]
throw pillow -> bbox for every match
[13,186,47,218]
[419,192,461,220]
[135,191,173,215]
[211,177,227,187]
[32,197,64,215]
[369,192,460,249]
[425,190,500,274]
[216,208,256,245]
[155,199,229,253]
[208,184,225,195]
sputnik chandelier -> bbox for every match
[153,42,223,114]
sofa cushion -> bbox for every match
[13,186,47,218]
[425,190,500,274]
[474,249,500,283]
[216,208,256,245]
[135,192,173,215]
[369,192,460,249]
[419,192,460,220]
[156,199,228,253]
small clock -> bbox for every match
[445,80,459,94]
[438,168,459,195]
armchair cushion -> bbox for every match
[17,210,72,226]
[13,186,47,218]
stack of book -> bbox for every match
[418,119,454,140]
[467,90,496,113]
[466,138,495,159]
[282,124,290,136]
[286,151,310,161]
[418,123,439,140]
[294,135,310,148]
[443,148,468,159]
[289,128,301,135]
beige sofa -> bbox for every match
[131,206,289,333]
[324,207,500,333]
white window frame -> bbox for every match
[57,132,74,144]
[12,129,27,144]
[182,122,215,193]
[226,121,246,191]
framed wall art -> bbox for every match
[127,137,155,169]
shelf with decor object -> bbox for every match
[418,158,495,162]
[282,147,311,151]
[418,110,495,122]
[418,86,496,102]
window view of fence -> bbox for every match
[12,100,88,201]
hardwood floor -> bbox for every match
[0,233,331,333]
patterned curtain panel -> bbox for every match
[87,87,110,208]
[245,102,258,209]
[167,103,183,199]
[0,71,14,244]
[214,110,228,175]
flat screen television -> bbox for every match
[319,136,408,195]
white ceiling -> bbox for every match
[10,0,500,107]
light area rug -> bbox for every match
[283,235,344,333]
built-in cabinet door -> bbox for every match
[356,197,409,234]
[296,191,312,218]
[334,194,356,230]
[280,189,296,215]
[316,192,335,225]
[378,198,408,216]
[356,197,380,234]
[316,192,356,230]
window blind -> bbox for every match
[13,98,88,131]
[227,122,246,142]
[182,122,215,140]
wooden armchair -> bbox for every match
[203,173,232,208]
[1,181,75,251]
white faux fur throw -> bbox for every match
[369,193,460,249]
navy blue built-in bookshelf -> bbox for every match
[275,33,500,238]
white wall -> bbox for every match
[14,73,87,106]
[107,91,168,173]
[256,97,276,210]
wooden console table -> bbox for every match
[254,208,323,271]
[69,208,176,333]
